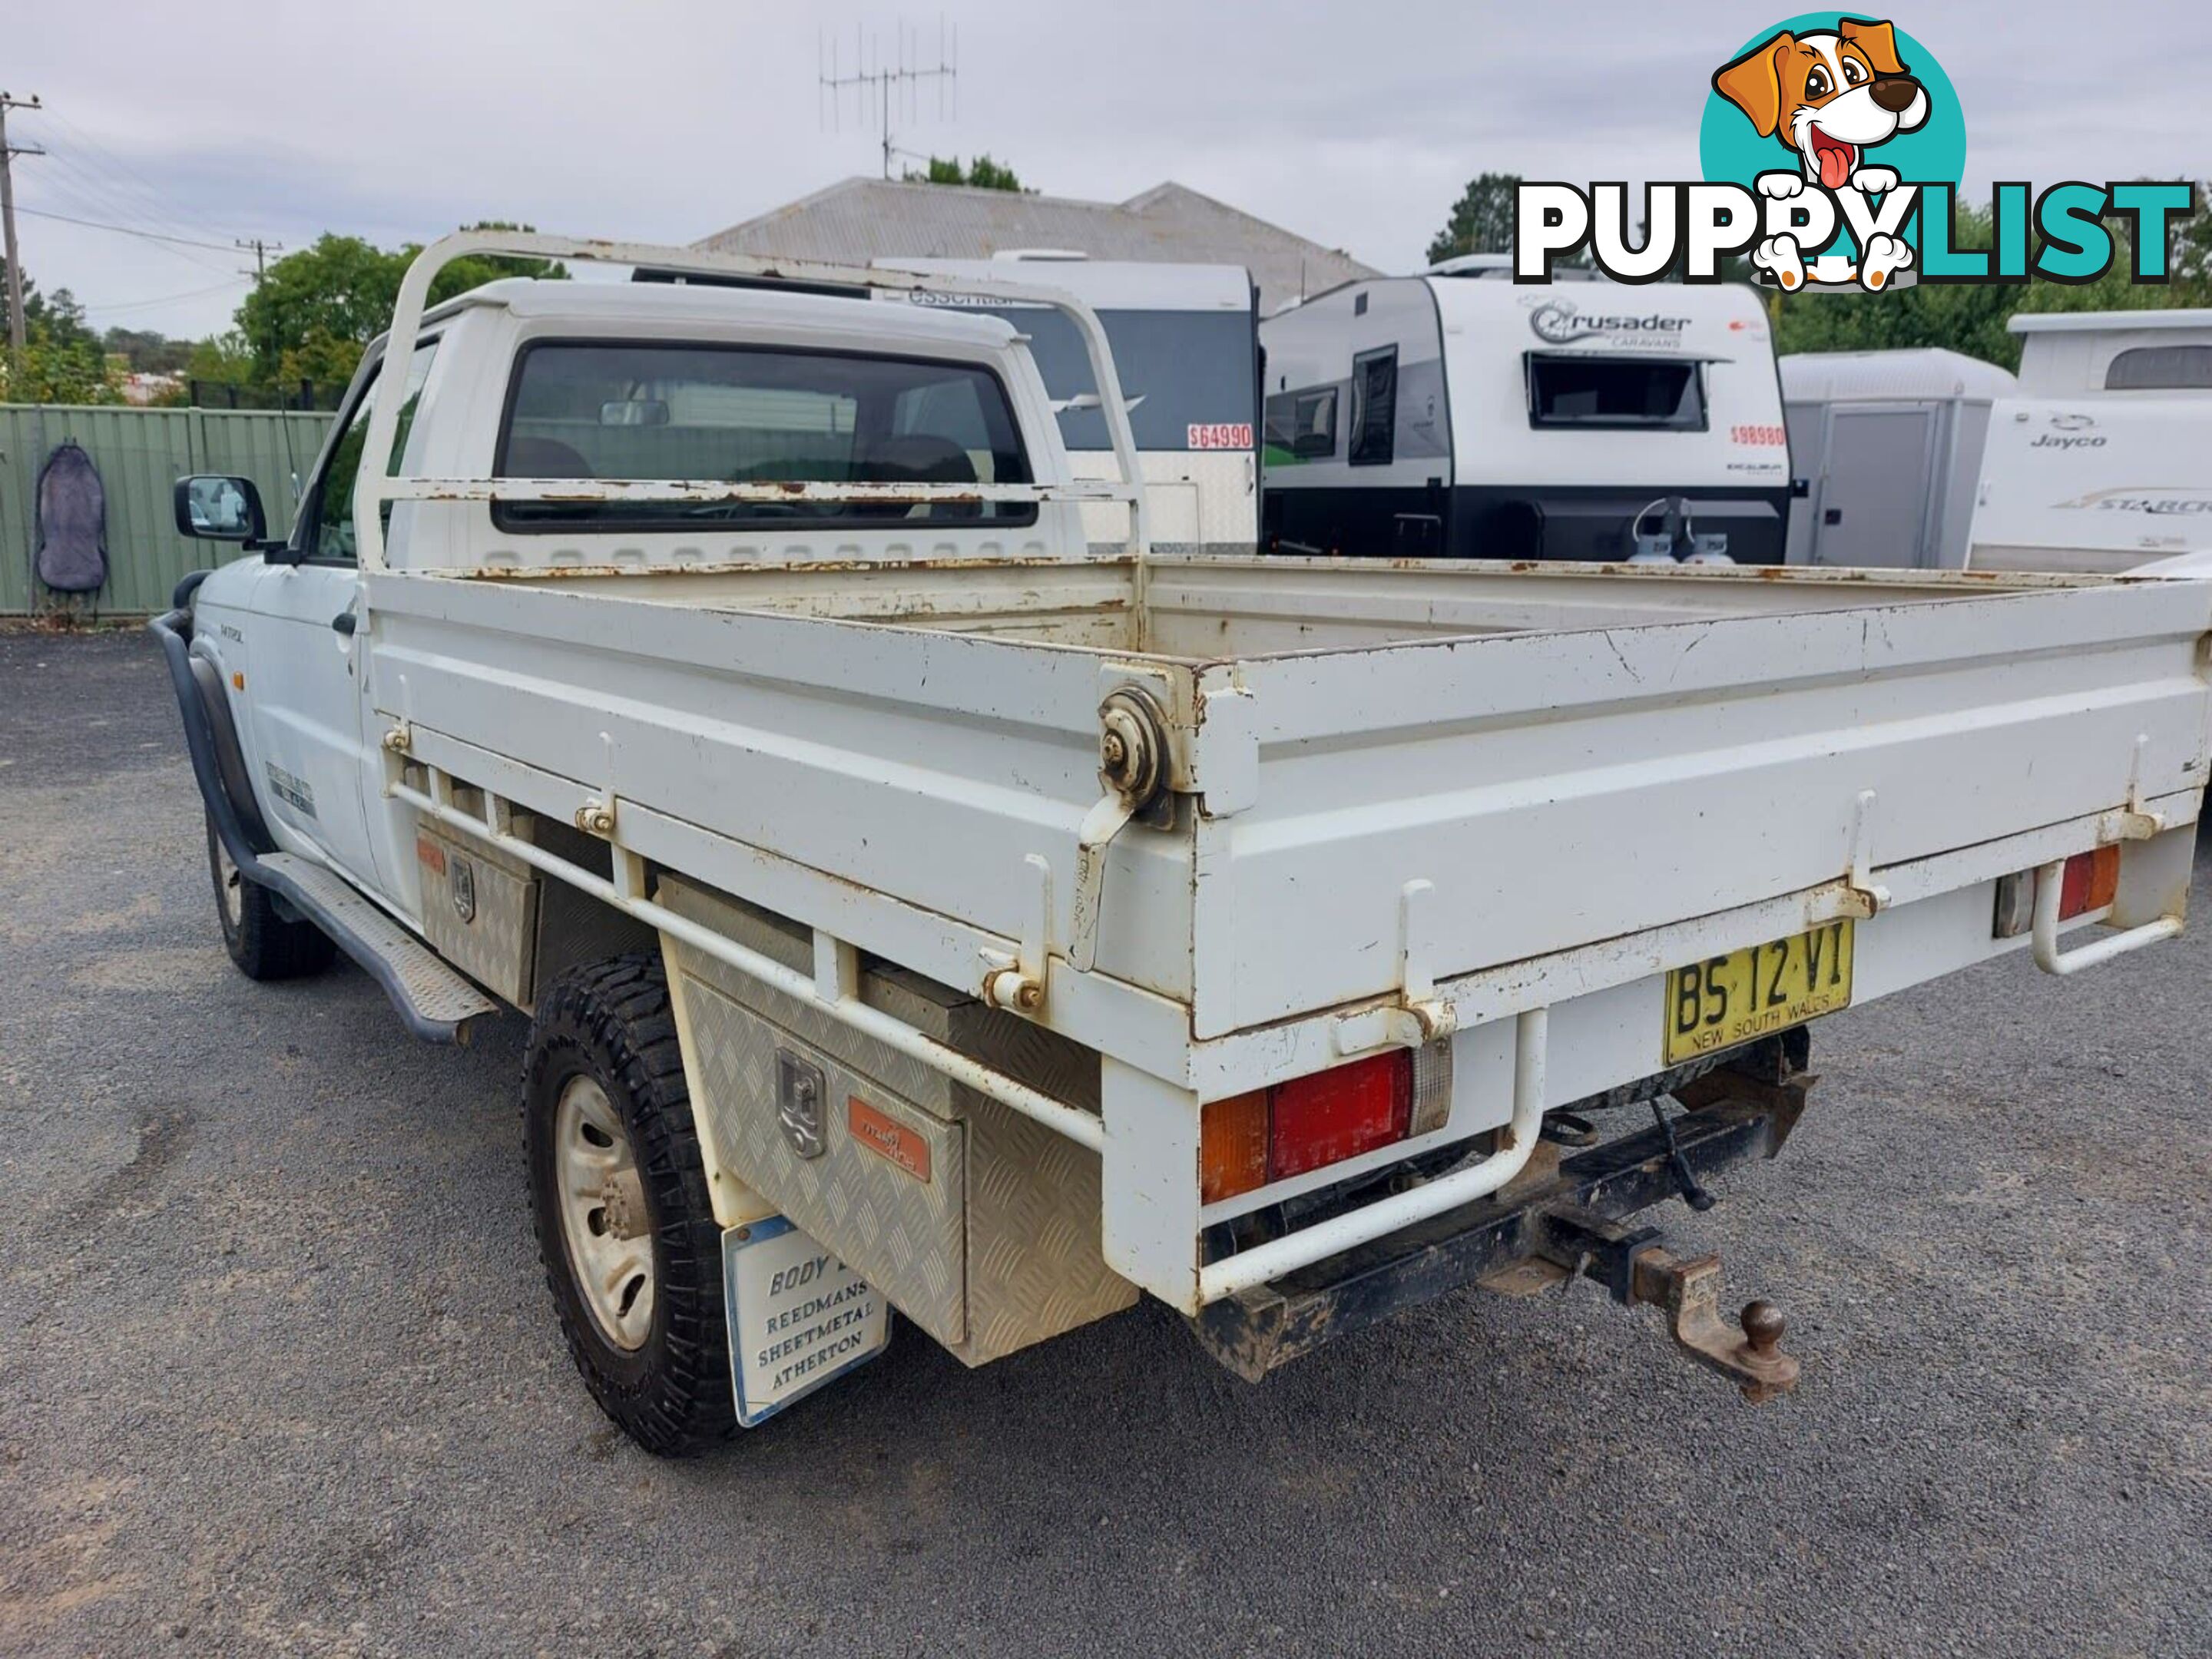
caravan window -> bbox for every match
[2104,345,2212,390]
[492,341,1034,530]
[938,306,1257,452]
[1349,347,1397,466]
[1526,354,1706,430]
[1263,386,1337,459]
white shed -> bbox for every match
[1781,348,2017,569]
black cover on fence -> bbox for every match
[35,441,109,594]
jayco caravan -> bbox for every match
[1260,270,1791,562]
[876,255,1260,553]
[2011,309,2212,397]
[1968,310,2212,575]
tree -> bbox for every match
[0,267,118,403]
[904,154,1027,192]
[233,223,566,396]
[1767,193,2210,369]
[102,326,193,376]
[1427,172,1523,265]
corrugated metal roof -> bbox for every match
[697,178,1377,316]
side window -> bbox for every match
[1263,386,1338,459]
[307,339,439,561]
[1349,347,1397,467]
[2104,345,2212,390]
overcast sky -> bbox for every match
[5,0,2203,341]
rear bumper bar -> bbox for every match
[1188,1078,1805,1382]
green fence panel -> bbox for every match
[0,403,333,616]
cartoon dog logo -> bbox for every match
[1713,17,1929,291]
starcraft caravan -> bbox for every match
[876,254,1261,554]
[1968,310,2212,575]
[1260,265,1792,563]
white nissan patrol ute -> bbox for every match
[154,233,2212,1453]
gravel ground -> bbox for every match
[1,628,2207,1658]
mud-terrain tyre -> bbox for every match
[523,952,733,1456]
[206,814,336,981]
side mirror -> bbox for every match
[174,475,268,545]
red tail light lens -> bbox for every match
[1199,1051,1417,1203]
[2057,846,2120,920]
[1267,1052,1412,1180]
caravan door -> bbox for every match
[1810,406,1935,568]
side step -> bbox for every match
[254,853,500,1044]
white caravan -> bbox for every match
[1969,397,2212,573]
[1780,348,2016,568]
[1260,270,1792,563]
[2011,308,2212,396]
[876,254,1260,554]
[1969,310,2212,574]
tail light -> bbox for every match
[2057,846,2120,919]
[1993,846,2121,938]
[1200,1046,1451,1205]
[1268,1054,1412,1180]
[1199,1088,1270,1204]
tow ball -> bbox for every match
[1538,1207,1802,1404]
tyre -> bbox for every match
[523,952,733,1455]
[205,814,336,981]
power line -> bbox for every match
[37,144,221,243]
[22,157,243,279]
[37,107,243,250]
[80,276,248,316]
[8,200,240,253]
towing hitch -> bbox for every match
[1189,1049,1813,1399]
[1534,1207,1800,1403]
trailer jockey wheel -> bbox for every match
[523,952,734,1456]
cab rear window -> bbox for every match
[493,341,1035,529]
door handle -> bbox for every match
[331,611,358,636]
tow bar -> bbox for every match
[1532,1207,1800,1403]
[1188,1048,1810,1402]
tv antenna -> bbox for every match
[819,18,958,180]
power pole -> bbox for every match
[0,91,45,363]
[236,236,283,399]
[819,19,957,180]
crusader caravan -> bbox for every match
[1260,269,1791,563]
[876,255,1261,554]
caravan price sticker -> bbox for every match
[1187,422,1253,450]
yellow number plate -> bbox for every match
[1662,919,1855,1065]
